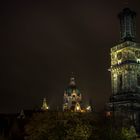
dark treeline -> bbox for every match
[0,111,137,140]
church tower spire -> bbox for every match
[119,8,136,42]
[108,8,140,131]
[69,76,76,87]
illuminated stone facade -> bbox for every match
[63,76,82,112]
[108,8,140,131]
[111,41,140,94]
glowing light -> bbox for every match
[137,59,140,63]
[76,106,80,110]
[86,106,91,111]
[74,102,81,112]
[41,98,49,111]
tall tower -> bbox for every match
[108,8,140,130]
[63,76,82,112]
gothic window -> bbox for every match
[137,75,140,86]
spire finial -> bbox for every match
[69,72,76,86]
[71,72,75,77]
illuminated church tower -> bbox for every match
[63,76,82,112]
[108,8,140,130]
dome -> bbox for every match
[64,76,81,96]
[65,87,81,96]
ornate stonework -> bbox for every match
[63,76,82,112]
[108,8,140,131]
[110,41,140,95]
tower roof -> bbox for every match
[119,8,136,16]
[118,8,136,42]
[69,76,76,87]
[65,76,81,96]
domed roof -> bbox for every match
[65,76,81,96]
[65,87,81,96]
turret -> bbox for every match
[41,98,49,111]
[118,8,136,42]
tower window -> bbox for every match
[137,75,140,86]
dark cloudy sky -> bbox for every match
[1,0,140,113]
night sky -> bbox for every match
[1,0,140,113]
